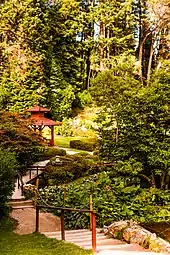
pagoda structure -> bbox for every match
[27,105,61,146]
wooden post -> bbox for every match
[17,175,20,189]
[29,169,31,180]
[61,209,65,240]
[90,193,93,230]
[36,166,38,176]
[51,126,54,146]
[36,206,39,232]
[34,178,39,207]
[63,187,66,206]
[91,212,96,254]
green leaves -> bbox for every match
[0,148,18,218]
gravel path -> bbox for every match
[10,208,60,235]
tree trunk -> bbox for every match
[100,21,105,71]
[147,38,154,84]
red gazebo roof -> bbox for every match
[30,116,61,126]
[27,105,50,113]
[27,105,62,127]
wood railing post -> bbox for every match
[29,169,31,180]
[61,209,65,240]
[91,212,96,254]
[36,206,39,232]
[17,175,20,189]
[37,166,38,176]
[90,193,93,230]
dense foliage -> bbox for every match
[92,59,170,190]
[0,149,17,219]
[41,153,101,186]
[39,171,170,230]
[0,111,45,168]
[1,0,169,117]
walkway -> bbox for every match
[43,229,164,254]
[12,160,50,200]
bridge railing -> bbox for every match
[36,204,97,254]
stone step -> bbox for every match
[10,197,25,202]
[43,230,153,253]
[11,205,34,210]
[96,251,158,254]
[43,228,102,235]
[70,238,125,247]
[9,199,34,209]
[84,243,144,251]
[47,233,109,242]
[9,199,33,206]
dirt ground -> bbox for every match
[10,208,60,234]
[142,222,170,242]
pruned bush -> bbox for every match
[0,148,18,219]
[42,153,103,186]
[40,147,66,160]
[70,140,97,151]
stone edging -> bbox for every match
[104,220,170,253]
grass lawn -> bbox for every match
[54,136,88,148]
[0,232,92,255]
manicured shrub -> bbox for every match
[40,147,66,160]
[0,148,18,219]
[42,153,103,186]
[70,140,97,151]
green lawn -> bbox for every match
[54,136,88,148]
[0,232,92,255]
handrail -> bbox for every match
[37,204,94,213]
[17,173,24,195]
[27,165,45,179]
[36,205,96,254]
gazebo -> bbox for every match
[27,105,61,146]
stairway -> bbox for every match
[9,199,34,209]
[42,229,151,253]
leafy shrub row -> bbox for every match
[39,172,170,230]
[70,140,97,151]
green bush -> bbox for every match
[0,111,46,169]
[42,153,103,186]
[70,140,97,151]
[55,119,74,136]
[40,147,66,160]
[39,172,170,230]
[0,148,18,219]
[0,217,18,232]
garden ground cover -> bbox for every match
[54,136,88,148]
[0,232,92,255]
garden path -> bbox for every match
[43,229,165,254]
[11,159,50,200]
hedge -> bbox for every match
[39,147,66,160]
[70,140,97,151]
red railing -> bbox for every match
[36,205,96,254]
